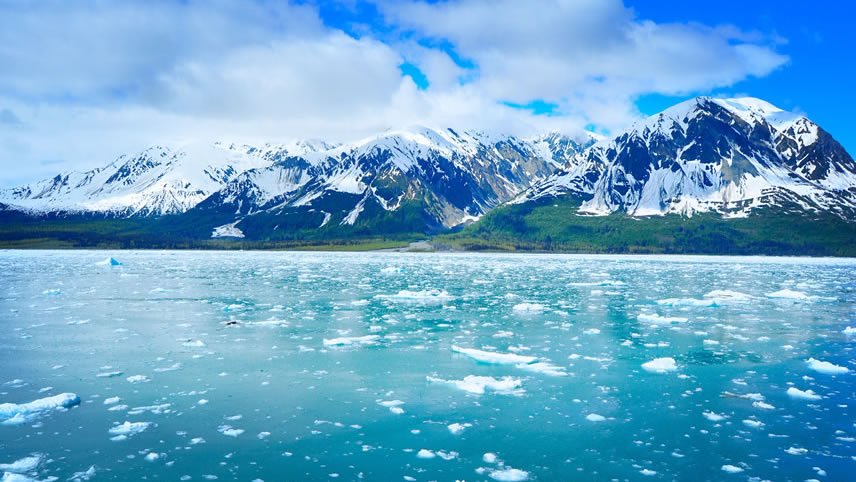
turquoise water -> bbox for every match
[1,250,854,481]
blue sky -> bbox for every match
[0,0,852,186]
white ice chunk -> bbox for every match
[323,335,380,347]
[641,357,677,373]
[108,421,151,440]
[427,375,525,396]
[806,358,849,375]
[488,468,529,481]
[0,393,80,426]
[786,387,822,401]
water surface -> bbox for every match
[1,251,854,481]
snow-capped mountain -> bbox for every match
[0,127,590,235]
[0,141,329,216]
[2,97,853,243]
[519,97,856,220]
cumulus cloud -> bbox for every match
[0,0,788,185]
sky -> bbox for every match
[0,0,852,187]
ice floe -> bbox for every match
[126,375,150,384]
[108,421,151,441]
[451,346,566,376]
[766,289,814,301]
[447,422,472,435]
[637,313,688,324]
[377,400,405,415]
[641,357,678,373]
[96,257,122,267]
[323,335,380,347]
[375,289,452,304]
[786,387,822,401]
[0,392,80,425]
[721,465,744,474]
[488,468,529,481]
[0,454,42,474]
[806,358,849,375]
[511,303,545,314]
[585,413,606,422]
[427,375,525,396]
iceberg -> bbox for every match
[427,375,525,396]
[451,346,566,376]
[0,454,42,474]
[375,289,453,304]
[96,257,122,267]
[637,313,688,324]
[511,303,545,314]
[0,393,80,426]
[323,335,380,347]
[766,289,815,301]
[108,421,151,440]
[488,468,530,481]
[641,357,678,373]
[806,358,849,375]
[786,387,822,401]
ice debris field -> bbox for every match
[0,250,854,481]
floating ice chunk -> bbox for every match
[0,454,42,473]
[217,425,244,437]
[569,280,624,287]
[68,465,96,481]
[752,401,775,410]
[482,453,498,464]
[0,392,80,425]
[376,289,452,304]
[583,328,600,335]
[96,257,122,267]
[108,421,151,440]
[323,335,380,347]
[656,297,718,307]
[517,361,567,377]
[103,397,121,405]
[639,469,657,476]
[451,346,536,365]
[42,288,62,296]
[806,358,849,375]
[766,289,815,301]
[427,375,525,396]
[378,400,405,414]
[416,449,435,459]
[721,465,744,473]
[641,357,677,373]
[96,371,123,378]
[586,413,606,422]
[704,290,752,302]
[786,387,822,401]
[126,375,150,384]
[703,411,727,422]
[784,447,808,455]
[637,313,688,324]
[144,452,160,462]
[843,327,856,335]
[488,468,529,481]
[447,422,472,435]
[743,419,764,428]
[511,303,544,314]
[450,346,567,376]
[182,340,206,348]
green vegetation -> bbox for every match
[1,197,854,256]
[438,197,856,256]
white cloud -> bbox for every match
[0,0,788,186]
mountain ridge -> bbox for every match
[1,96,854,252]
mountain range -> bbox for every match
[1,97,854,254]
